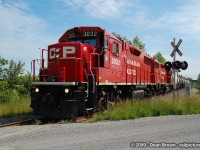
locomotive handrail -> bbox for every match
[31,60,36,82]
[90,53,100,93]
[40,48,48,82]
[31,58,42,82]
[83,57,89,82]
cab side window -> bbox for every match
[113,42,119,56]
[105,35,109,49]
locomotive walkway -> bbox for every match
[0,114,200,150]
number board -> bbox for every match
[68,33,75,39]
[68,31,98,39]
[83,31,97,37]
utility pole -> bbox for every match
[177,70,180,96]
[173,38,176,99]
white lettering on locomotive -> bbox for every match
[83,31,97,37]
[49,46,76,59]
[49,48,57,59]
[127,69,136,75]
[127,59,140,67]
[160,71,165,75]
[111,58,120,66]
[63,46,75,58]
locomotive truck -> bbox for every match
[30,26,174,118]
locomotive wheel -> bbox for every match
[98,96,108,112]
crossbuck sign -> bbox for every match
[170,39,183,57]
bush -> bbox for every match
[193,85,200,90]
[16,85,29,96]
[0,80,30,103]
[0,80,8,91]
[0,89,21,103]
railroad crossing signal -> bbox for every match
[180,61,188,70]
[169,38,188,99]
[164,61,188,71]
[170,39,183,57]
[164,61,172,71]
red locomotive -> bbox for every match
[31,26,174,118]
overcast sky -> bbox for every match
[0,0,200,79]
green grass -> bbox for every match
[95,94,200,121]
[0,97,32,117]
[193,85,200,90]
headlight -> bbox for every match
[64,88,69,93]
[35,88,39,93]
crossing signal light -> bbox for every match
[172,61,181,70]
[164,61,188,70]
[180,61,188,70]
[164,61,172,71]
[172,61,188,70]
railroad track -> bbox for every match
[0,115,94,128]
[74,116,94,123]
[0,119,35,128]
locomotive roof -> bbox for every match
[59,26,121,43]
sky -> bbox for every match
[0,0,200,79]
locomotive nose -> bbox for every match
[42,93,55,107]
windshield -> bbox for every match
[69,38,96,47]
[83,39,96,47]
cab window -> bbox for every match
[84,39,96,47]
[113,42,119,56]
[69,38,97,47]
[105,35,109,49]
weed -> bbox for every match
[95,92,200,121]
[33,119,42,125]
[0,98,32,117]
[59,119,73,124]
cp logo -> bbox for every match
[49,46,76,59]
[63,46,75,58]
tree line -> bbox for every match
[197,74,200,85]
[0,56,31,103]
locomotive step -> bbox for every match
[86,108,93,111]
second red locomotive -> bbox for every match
[31,26,173,118]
